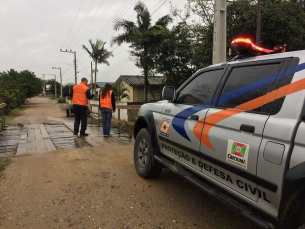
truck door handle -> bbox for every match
[190,115,199,121]
[240,124,255,133]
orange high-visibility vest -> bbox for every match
[72,82,89,106]
[100,90,113,109]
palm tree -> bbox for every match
[82,39,113,95]
[112,82,130,102]
[112,1,172,102]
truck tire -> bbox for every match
[134,128,162,178]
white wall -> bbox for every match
[113,102,128,121]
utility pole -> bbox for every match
[60,49,77,85]
[52,67,63,97]
[49,74,57,99]
[256,0,263,45]
[212,0,227,64]
[41,74,46,96]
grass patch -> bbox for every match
[0,158,11,171]
[5,107,21,125]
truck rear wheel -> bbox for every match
[134,128,162,178]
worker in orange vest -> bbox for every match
[70,77,95,136]
[99,83,116,137]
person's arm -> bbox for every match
[98,92,101,109]
[86,89,95,99]
[111,92,116,112]
[69,89,73,99]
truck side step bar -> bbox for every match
[154,154,275,229]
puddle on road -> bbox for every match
[89,125,135,145]
[1,123,133,157]
[45,124,90,149]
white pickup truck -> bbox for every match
[133,38,305,228]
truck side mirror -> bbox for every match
[162,86,175,101]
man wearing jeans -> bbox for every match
[70,78,95,136]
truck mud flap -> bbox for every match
[154,154,275,229]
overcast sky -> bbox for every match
[0,0,187,85]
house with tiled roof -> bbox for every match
[114,75,165,102]
[88,82,115,94]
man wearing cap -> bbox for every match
[70,77,95,136]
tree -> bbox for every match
[63,84,73,97]
[18,70,43,98]
[112,83,130,102]
[82,39,113,96]
[0,69,42,111]
[46,79,60,96]
[151,21,213,88]
[226,0,305,52]
[185,0,215,25]
[112,1,172,102]
[178,0,305,62]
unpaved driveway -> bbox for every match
[0,97,258,229]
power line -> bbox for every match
[152,0,168,16]
[59,0,132,67]
[58,0,96,66]
[95,0,133,39]
[59,0,164,78]
[76,0,138,65]
[77,0,158,66]
[63,73,77,83]
[78,61,92,77]
[71,0,106,49]
[150,0,165,12]
[97,0,136,38]
[66,0,97,49]
[75,0,135,62]
[54,0,84,66]
[61,0,84,49]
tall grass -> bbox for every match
[4,107,20,125]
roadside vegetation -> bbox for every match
[108,0,305,91]
[2,1,304,106]
[0,69,42,114]
[4,107,21,125]
[82,39,113,96]
[0,158,10,172]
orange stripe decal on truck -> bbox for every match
[194,78,305,150]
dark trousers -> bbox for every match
[73,105,88,134]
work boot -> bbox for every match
[80,133,89,137]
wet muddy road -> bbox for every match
[0,97,258,229]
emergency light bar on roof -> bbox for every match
[230,37,286,55]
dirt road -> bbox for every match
[0,97,258,229]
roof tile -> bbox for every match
[115,75,164,87]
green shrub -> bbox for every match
[0,158,10,171]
